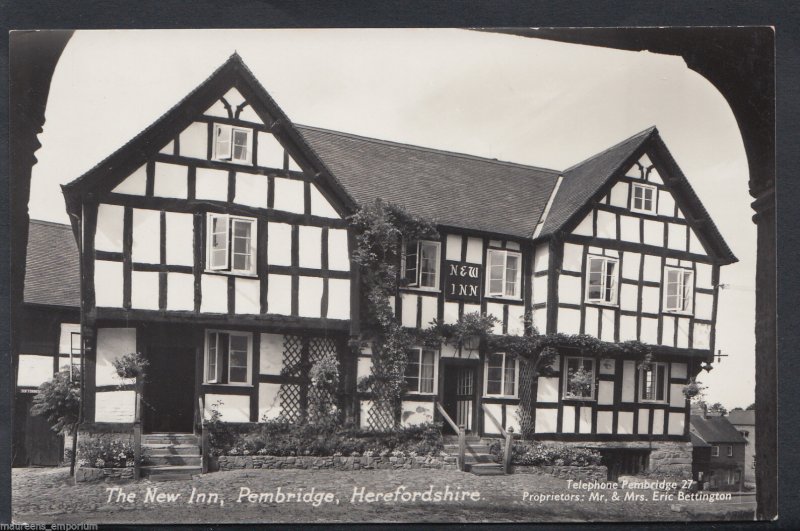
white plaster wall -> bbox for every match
[401,401,435,427]
[359,400,373,430]
[327,278,351,320]
[600,308,615,342]
[621,360,635,402]
[617,411,634,434]
[696,263,713,289]
[652,409,665,435]
[667,223,687,251]
[677,317,691,349]
[132,208,161,264]
[267,274,292,315]
[200,274,228,313]
[609,181,628,207]
[642,219,663,247]
[536,377,559,402]
[638,409,649,434]
[671,362,687,380]
[596,210,616,239]
[693,323,711,349]
[689,230,706,255]
[95,391,135,423]
[641,286,659,314]
[131,271,160,310]
[662,315,675,347]
[234,173,269,208]
[94,260,123,307]
[95,204,124,253]
[267,222,292,267]
[273,177,305,214]
[235,277,261,315]
[465,237,483,264]
[178,122,207,159]
[260,334,283,375]
[668,412,685,435]
[96,328,136,386]
[166,272,194,311]
[533,275,548,305]
[17,355,55,387]
[535,409,557,433]
[657,192,675,217]
[558,307,581,335]
[670,384,685,408]
[648,166,664,184]
[584,306,599,338]
[534,244,549,273]
[401,293,417,327]
[195,167,229,201]
[579,407,592,433]
[357,356,373,380]
[597,411,613,434]
[558,275,582,306]
[310,185,340,218]
[599,358,615,375]
[507,304,526,336]
[298,276,323,318]
[111,165,147,195]
[288,155,302,172]
[59,323,81,354]
[620,283,638,312]
[485,302,504,334]
[619,315,637,341]
[619,215,640,243]
[598,380,614,405]
[562,243,583,272]
[258,383,282,421]
[203,100,228,118]
[622,252,641,280]
[257,132,284,169]
[298,226,322,269]
[153,162,188,199]
[443,302,459,325]
[205,393,250,423]
[165,212,194,266]
[420,296,437,329]
[640,317,658,344]
[482,403,504,435]
[572,213,593,236]
[561,405,575,433]
[327,229,350,271]
[445,234,461,261]
[239,105,261,124]
[642,255,661,282]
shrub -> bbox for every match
[489,441,602,467]
[77,436,137,468]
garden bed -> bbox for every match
[213,454,457,472]
[74,466,134,483]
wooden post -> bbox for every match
[133,381,142,480]
[458,425,466,472]
[504,426,514,474]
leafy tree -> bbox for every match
[31,367,81,475]
[746,402,756,411]
[707,402,728,416]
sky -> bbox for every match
[28,28,757,409]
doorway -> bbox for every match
[142,343,196,433]
[442,363,477,434]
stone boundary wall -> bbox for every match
[75,467,134,483]
[214,454,458,472]
[514,464,608,481]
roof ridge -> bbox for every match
[562,126,657,173]
[296,124,561,175]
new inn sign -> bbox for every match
[445,261,483,302]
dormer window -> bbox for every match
[206,213,256,275]
[631,182,657,214]
[213,123,251,164]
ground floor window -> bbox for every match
[638,362,667,402]
[484,352,517,397]
[205,330,251,385]
[563,356,596,400]
[405,347,436,393]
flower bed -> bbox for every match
[213,454,457,472]
[75,467,135,483]
[488,440,607,479]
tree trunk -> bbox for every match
[69,424,78,476]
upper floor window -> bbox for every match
[727,445,733,457]
[664,267,694,313]
[213,123,251,164]
[711,445,719,457]
[206,213,256,275]
[485,352,517,397]
[585,255,618,305]
[563,356,596,400]
[487,249,521,299]
[405,347,436,394]
[205,330,251,385]
[402,240,440,290]
[631,182,657,214]
[639,362,667,402]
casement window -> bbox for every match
[585,255,618,304]
[487,249,522,298]
[664,267,694,313]
[638,363,668,402]
[205,330,251,385]
[405,347,436,394]
[631,182,658,214]
[563,356,596,400]
[213,123,251,164]
[711,445,720,457]
[727,446,733,457]
[206,213,257,275]
[402,240,440,290]
[485,352,518,397]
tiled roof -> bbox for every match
[538,127,654,237]
[690,415,747,445]
[727,410,755,426]
[296,125,561,238]
[24,220,80,308]
[690,432,711,448]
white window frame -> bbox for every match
[486,249,522,299]
[401,240,441,291]
[213,123,252,164]
[711,445,720,457]
[562,356,597,400]
[206,213,257,275]
[638,362,668,403]
[204,330,252,386]
[483,352,519,398]
[631,182,658,215]
[727,445,733,457]
[585,255,619,305]
[404,347,438,395]
[663,266,694,314]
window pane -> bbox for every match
[505,254,519,297]
[210,215,230,269]
[232,130,248,160]
[587,258,603,300]
[605,261,616,302]
[656,364,665,400]
[489,251,504,294]
[486,353,503,395]
[231,220,253,271]
[420,349,435,393]
[207,333,218,381]
[229,367,248,383]
[419,243,438,288]
[682,271,694,311]
[215,126,231,159]
[404,241,418,284]
[405,350,420,392]
[666,269,680,309]
[503,357,516,396]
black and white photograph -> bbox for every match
[8,27,776,524]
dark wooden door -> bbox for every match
[13,393,63,466]
[143,345,195,433]
[442,364,476,434]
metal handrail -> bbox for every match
[435,401,466,472]
[481,403,515,474]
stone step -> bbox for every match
[143,454,202,466]
[143,433,199,445]
[142,444,201,456]
[467,463,506,476]
[140,465,202,481]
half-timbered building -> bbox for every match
[58,54,735,478]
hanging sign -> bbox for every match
[444,260,482,302]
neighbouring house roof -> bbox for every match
[727,410,756,426]
[24,220,80,308]
[690,432,711,448]
[690,415,747,445]
[296,125,561,238]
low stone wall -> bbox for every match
[645,442,693,479]
[514,464,608,481]
[75,467,134,483]
[214,455,458,472]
